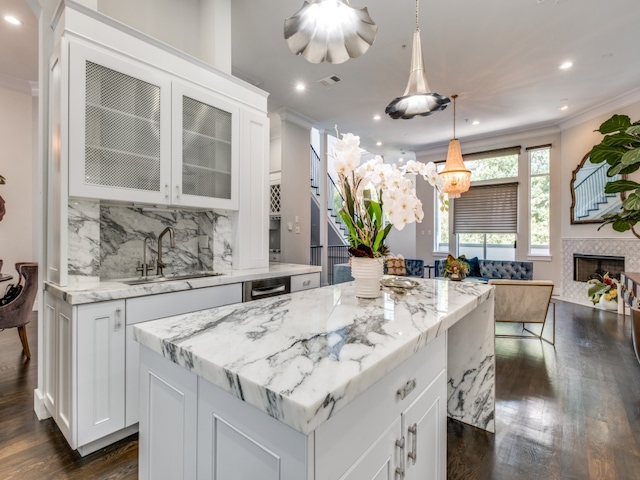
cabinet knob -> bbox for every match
[397,378,417,400]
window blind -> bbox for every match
[453,182,518,234]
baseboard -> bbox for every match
[77,424,139,457]
[33,388,51,420]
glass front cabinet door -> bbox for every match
[171,82,239,210]
[68,42,239,210]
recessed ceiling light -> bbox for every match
[295,83,305,91]
[373,114,381,121]
[559,61,573,70]
[4,15,22,25]
[376,141,382,146]
[559,105,569,111]
[472,120,480,126]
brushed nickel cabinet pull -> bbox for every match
[397,378,417,400]
[408,423,417,465]
[395,436,405,478]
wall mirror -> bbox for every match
[570,152,624,224]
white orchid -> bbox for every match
[331,131,447,257]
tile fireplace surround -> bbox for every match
[562,238,640,306]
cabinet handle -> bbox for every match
[114,308,122,331]
[302,280,311,286]
[408,423,417,465]
[397,378,417,400]
[395,436,405,478]
[175,185,181,198]
[164,184,170,199]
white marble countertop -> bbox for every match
[45,263,321,305]
[133,278,493,435]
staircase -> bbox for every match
[573,162,620,220]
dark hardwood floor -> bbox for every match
[448,300,640,480]
[1,301,639,479]
[0,315,137,480]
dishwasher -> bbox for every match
[242,276,291,302]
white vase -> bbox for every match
[599,295,618,311]
[350,257,384,298]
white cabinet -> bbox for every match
[67,41,239,210]
[125,283,242,427]
[43,292,74,447]
[291,272,320,292]
[77,300,126,447]
[138,331,448,479]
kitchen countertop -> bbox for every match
[133,278,494,435]
[45,263,322,305]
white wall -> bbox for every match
[561,99,640,239]
[0,86,35,276]
[97,0,231,73]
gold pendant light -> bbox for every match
[385,0,449,119]
[439,94,471,198]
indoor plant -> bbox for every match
[333,131,446,296]
[443,254,470,281]
[590,114,640,237]
[587,273,618,310]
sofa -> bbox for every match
[433,258,533,281]
[333,258,425,285]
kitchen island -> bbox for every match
[134,278,495,480]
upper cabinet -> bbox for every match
[67,41,239,210]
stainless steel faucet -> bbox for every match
[136,236,153,277]
[156,227,175,276]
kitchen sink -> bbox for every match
[121,272,225,285]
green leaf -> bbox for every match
[604,179,640,193]
[612,219,632,232]
[338,209,358,246]
[590,144,625,164]
[621,148,640,166]
[626,125,640,137]
[608,162,629,176]
[602,132,640,147]
[623,193,640,211]
[597,114,632,134]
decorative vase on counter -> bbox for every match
[448,272,466,281]
[350,257,384,298]
[599,295,618,311]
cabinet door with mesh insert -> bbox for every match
[69,42,172,203]
[172,82,240,210]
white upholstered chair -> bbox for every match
[489,279,555,345]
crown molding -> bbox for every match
[0,73,38,96]
[559,87,640,131]
[276,108,317,130]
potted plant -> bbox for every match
[590,114,640,237]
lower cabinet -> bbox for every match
[138,333,447,480]
[43,283,242,455]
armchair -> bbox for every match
[489,279,555,345]
[0,262,38,358]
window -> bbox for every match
[529,146,550,256]
[454,183,518,260]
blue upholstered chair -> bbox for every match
[404,259,424,278]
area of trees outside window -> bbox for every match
[434,154,519,255]
[529,148,550,256]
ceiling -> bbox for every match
[231,0,640,158]
[3,0,640,159]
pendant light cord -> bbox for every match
[452,94,458,139]
[415,0,419,28]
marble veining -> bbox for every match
[66,200,235,282]
[45,263,322,305]
[134,278,494,435]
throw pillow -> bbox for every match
[463,256,481,277]
[386,256,407,276]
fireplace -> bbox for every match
[573,254,625,282]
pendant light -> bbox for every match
[385,0,449,119]
[284,0,378,64]
[439,94,471,198]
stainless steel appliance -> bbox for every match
[242,276,291,302]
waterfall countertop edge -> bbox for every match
[133,278,494,435]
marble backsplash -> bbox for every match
[68,200,233,283]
